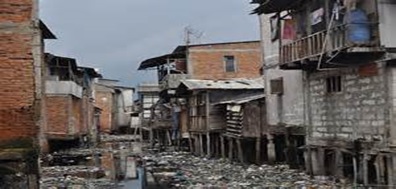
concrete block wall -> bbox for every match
[308,65,389,143]
[188,41,262,80]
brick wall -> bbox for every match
[0,0,39,143]
[45,95,83,138]
[188,41,262,80]
[95,91,114,133]
[46,96,69,135]
[308,64,389,143]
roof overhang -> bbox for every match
[39,20,57,39]
[138,52,186,70]
[251,0,301,14]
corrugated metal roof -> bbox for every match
[180,78,264,90]
[213,94,265,105]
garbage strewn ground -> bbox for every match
[144,151,352,189]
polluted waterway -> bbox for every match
[143,150,352,189]
[39,135,352,189]
[40,134,144,189]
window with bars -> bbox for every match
[326,76,342,93]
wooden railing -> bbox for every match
[281,31,326,64]
[280,23,380,65]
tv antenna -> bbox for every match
[184,26,204,46]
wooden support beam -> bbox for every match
[256,137,261,164]
[206,132,211,158]
[188,134,194,153]
[228,137,233,161]
[199,134,204,157]
[149,128,154,147]
[236,139,244,164]
[166,130,172,146]
[220,135,225,159]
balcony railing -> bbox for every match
[280,23,381,65]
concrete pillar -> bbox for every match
[311,148,325,175]
[388,156,395,187]
[256,137,261,164]
[334,149,344,178]
[267,134,276,164]
[363,153,369,186]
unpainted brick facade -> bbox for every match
[95,89,115,133]
[0,0,43,188]
[187,41,262,80]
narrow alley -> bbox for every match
[2,0,396,188]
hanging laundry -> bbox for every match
[282,18,296,40]
[311,7,324,25]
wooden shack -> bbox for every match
[176,78,264,158]
[215,94,266,164]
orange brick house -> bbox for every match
[0,0,56,187]
[44,54,101,151]
[44,54,85,151]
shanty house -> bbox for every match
[253,0,396,186]
[176,78,264,158]
[138,41,263,147]
[215,94,266,164]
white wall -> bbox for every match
[259,14,305,126]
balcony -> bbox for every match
[45,80,83,98]
[280,23,385,69]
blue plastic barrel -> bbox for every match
[346,9,370,44]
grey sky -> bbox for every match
[39,0,259,87]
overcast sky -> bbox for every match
[39,0,260,87]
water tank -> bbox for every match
[346,8,371,44]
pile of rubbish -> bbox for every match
[101,134,139,142]
[40,176,121,189]
[143,151,351,188]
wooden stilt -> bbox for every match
[228,137,233,161]
[188,134,194,153]
[149,128,154,147]
[206,132,211,157]
[199,134,204,157]
[166,130,172,146]
[256,137,261,164]
[220,135,225,159]
[236,138,244,164]
[194,134,199,155]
